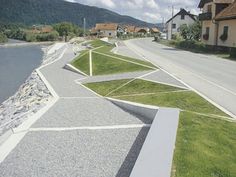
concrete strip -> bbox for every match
[89,50,93,76]
[79,71,151,84]
[64,63,88,76]
[0,132,27,163]
[107,97,158,122]
[29,124,151,132]
[0,130,13,146]
[130,108,180,177]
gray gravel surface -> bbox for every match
[141,70,187,88]
[0,128,149,177]
[32,98,149,128]
[39,47,95,98]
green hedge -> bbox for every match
[169,40,207,52]
[230,48,236,58]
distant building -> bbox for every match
[166,8,197,40]
[94,23,118,38]
[126,25,136,34]
[150,27,160,34]
[198,0,236,47]
[32,25,53,33]
[135,27,150,34]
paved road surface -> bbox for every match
[124,38,236,117]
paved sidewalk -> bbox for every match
[0,44,150,177]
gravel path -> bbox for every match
[0,43,150,177]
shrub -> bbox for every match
[173,40,207,52]
[0,32,8,43]
[230,48,236,58]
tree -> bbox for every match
[179,24,189,40]
[0,32,8,43]
[179,20,202,41]
[53,22,74,36]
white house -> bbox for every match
[166,8,197,40]
[95,23,118,38]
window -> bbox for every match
[223,26,229,35]
[172,24,176,29]
[207,5,212,13]
[181,14,185,20]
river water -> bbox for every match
[0,42,44,103]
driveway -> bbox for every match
[123,38,236,117]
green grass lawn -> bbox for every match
[84,79,227,116]
[94,46,156,68]
[85,79,184,96]
[173,111,236,177]
[92,53,153,75]
[71,50,90,75]
[84,78,236,176]
[71,39,156,76]
[89,39,113,48]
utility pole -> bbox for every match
[83,17,86,37]
[170,5,174,40]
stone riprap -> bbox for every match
[0,43,66,135]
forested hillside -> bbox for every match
[0,0,153,27]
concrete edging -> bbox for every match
[130,108,180,177]
[106,97,158,121]
[0,45,63,163]
[64,63,88,76]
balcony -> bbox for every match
[199,12,212,21]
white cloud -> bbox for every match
[146,0,159,9]
[64,0,200,23]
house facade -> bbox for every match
[95,23,118,38]
[166,9,197,40]
[199,0,236,47]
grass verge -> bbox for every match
[84,78,235,176]
[172,111,236,177]
[71,50,89,75]
[71,39,156,76]
[92,53,154,75]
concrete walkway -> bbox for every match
[0,42,183,177]
[0,44,150,177]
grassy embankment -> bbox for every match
[71,40,157,75]
[84,78,236,177]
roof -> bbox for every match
[198,0,234,8]
[135,27,148,33]
[215,0,236,20]
[150,27,160,33]
[198,0,213,8]
[95,23,118,31]
[166,9,196,24]
[126,25,136,33]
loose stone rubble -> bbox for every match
[0,43,66,135]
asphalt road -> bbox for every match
[124,38,236,117]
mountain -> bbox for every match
[0,0,154,28]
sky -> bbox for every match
[65,0,200,24]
